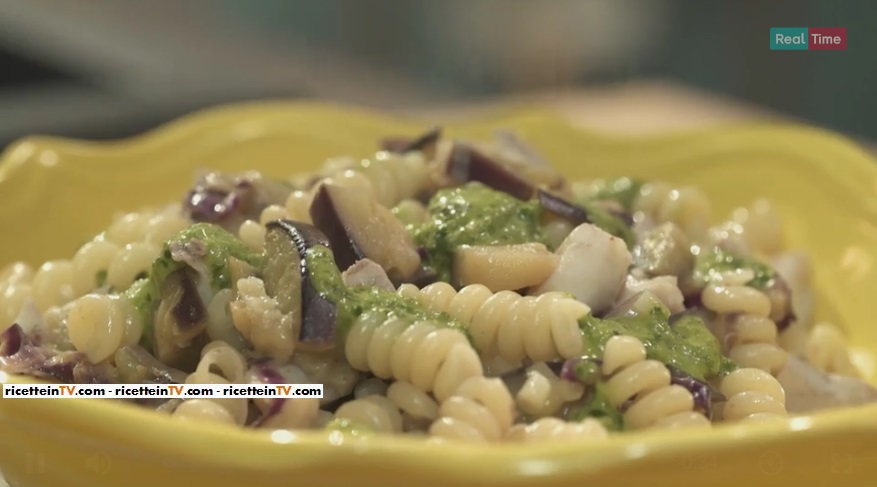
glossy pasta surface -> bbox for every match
[1,103,877,487]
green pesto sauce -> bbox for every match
[413,182,549,281]
[390,202,422,234]
[580,201,636,248]
[157,223,262,290]
[588,177,643,212]
[125,223,261,349]
[325,417,374,436]
[694,247,775,290]
[569,382,625,432]
[579,307,734,381]
[304,245,472,344]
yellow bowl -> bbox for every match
[1,102,876,487]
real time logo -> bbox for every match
[770,27,847,50]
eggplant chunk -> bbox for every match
[342,259,395,292]
[262,220,339,352]
[453,243,558,292]
[310,183,420,282]
[538,189,590,225]
[152,269,209,370]
[777,356,877,413]
[532,223,632,313]
[615,274,685,314]
[381,126,442,158]
[446,145,535,201]
[632,222,694,278]
[538,189,635,248]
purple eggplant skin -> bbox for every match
[250,361,288,427]
[308,184,368,273]
[668,367,718,419]
[538,189,634,229]
[0,324,116,384]
[766,275,796,331]
[265,220,338,347]
[559,357,603,385]
[538,189,590,226]
[184,173,293,231]
[381,126,442,154]
[446,144,536,201]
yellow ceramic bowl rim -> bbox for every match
[2,101,877,482]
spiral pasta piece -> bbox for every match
[172,399,236,425]
[386,380,439,420]
[293,351,360,404]
[328,151,432,208]
[106,242,161,291]
[602,336,708,429]
[718,368,786,422]
[429,376,515,442]
[634,182,712,240]
[343,309,482,402]
[32,260,75,312]
[71,240,120,296]
[283,152,432,227]
[398,282,588,365]
[805,322,859,377]
[354,377,390,399]
[730,199,785,257]
[262,397,321,429]
[0,262,35,328]
[196,340,248,383]
[185,349,250,426]
[506,417,609,443]
[702,285,788,376]
[335,396,403,433]
[242,362,321,429]
[515,362,585,417]
[144,206,190,246]
[238,219,266,253]
[105,211,152,245]
[67,293,143,363]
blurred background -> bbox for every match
[0,0,874,148]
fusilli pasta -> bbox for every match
[701,284,788,376]
[602,336,708,429]
[172,398,236,425]
[67,293,143,362]
[32,260,74,312]
[343,308,482,402]
[515,362,585,417]
[633,182,712,241]
[242,362,320,429]
[182,343,250,425]
[805,323,859,377]
[71,240,120,296]
[506,417,609,442]
[386,380,439,421]
[335,395,404,434]
[0,262,35,328]
[398,282,588,364]
[5,128,871,443]
[429,376,515,442]
[324,151,432,209]
[718,368,786,422]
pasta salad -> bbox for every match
[1,127,875,441]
